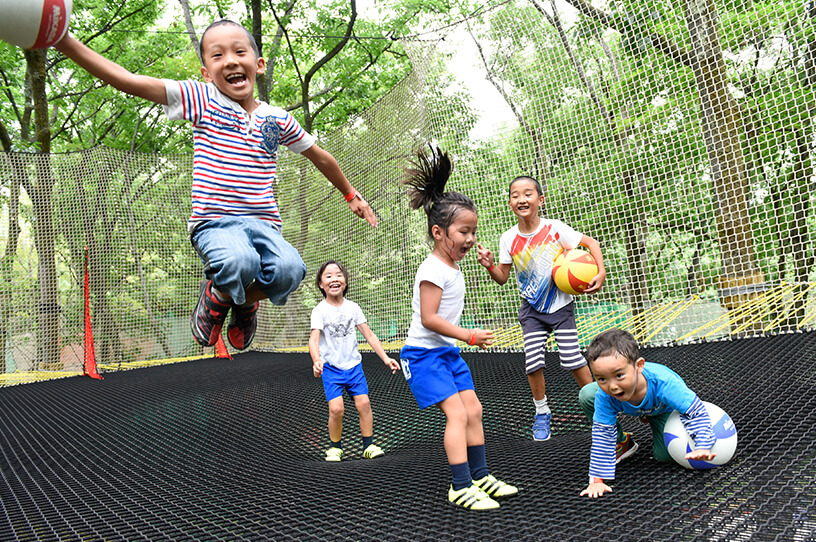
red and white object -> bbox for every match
[0,0,72,50]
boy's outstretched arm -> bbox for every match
[357,323,399,374]
[577,234,606,294]
[300,145,377,227]
[55,35,168,105]
[680,397,717,461]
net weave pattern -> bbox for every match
[0,333,813,540]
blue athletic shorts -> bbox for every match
[399,345,474,409]
[321,363,369,401]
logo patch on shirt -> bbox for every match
[260,118,280,154]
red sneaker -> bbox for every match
[615,432,639,464]
[190,280,230,347]
[227,301,259,350]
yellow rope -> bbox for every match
[640,297,700,344]
[4,283,814,387]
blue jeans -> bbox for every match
[191,217,306,306]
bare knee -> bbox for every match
[466,399,483,423]
[328,400,345,419]
[354,395,371,414]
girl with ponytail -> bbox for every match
[399,145,518,511]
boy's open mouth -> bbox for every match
[226,73,247,85]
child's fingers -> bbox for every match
[350,198,378,227]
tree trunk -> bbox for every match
[784,128,813,326]
[683,0,761,329]
[25,49,61,369]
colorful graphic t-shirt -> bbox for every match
[499,219,582,313]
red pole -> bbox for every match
[83,246,102,380]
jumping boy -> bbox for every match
[55,20,376,350]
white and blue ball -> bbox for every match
[663,401,737,469]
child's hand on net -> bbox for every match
[580,480,612,498]
[685,448,716,461]
[383,356,400,374]
[313,358,324,377]
[476,244,493,269]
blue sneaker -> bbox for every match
[532,413,551,441]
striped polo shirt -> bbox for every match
[163,80,315,232]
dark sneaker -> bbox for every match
[615,432,639,464]
[190,279,230,347]
[227,301,259,350]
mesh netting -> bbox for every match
[0,2,814,377]
[0,333,813,540]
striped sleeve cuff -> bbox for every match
[589,422,617,479]
[681,397,716,449]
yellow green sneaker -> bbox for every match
[362,444,385,459]
[473,474,518,499]
[447,484,500,511]
[325,447,343,462]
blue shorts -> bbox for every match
[191,217,307,306]
[399,345,475,409]
[321,363,369,402]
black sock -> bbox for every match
[330,439,342,449]
[362,435,374,449]
[468,445,489,480]
[450,462,471,491]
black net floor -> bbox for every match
[1,333,815,541]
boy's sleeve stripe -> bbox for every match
[681,397,716,449]
[589,422,617,479]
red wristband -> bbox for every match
[487,264,496,272]
[344,189,359,202]
[468,330,478,346]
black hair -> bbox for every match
[403,144,477,240]
[509,175,544,197]
[315,260,349,298]
[586,328,640,366]
[199,20,260,64]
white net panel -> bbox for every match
[1,0,814,382]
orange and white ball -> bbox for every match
[552,249,598,295]
[0,0,72,50]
